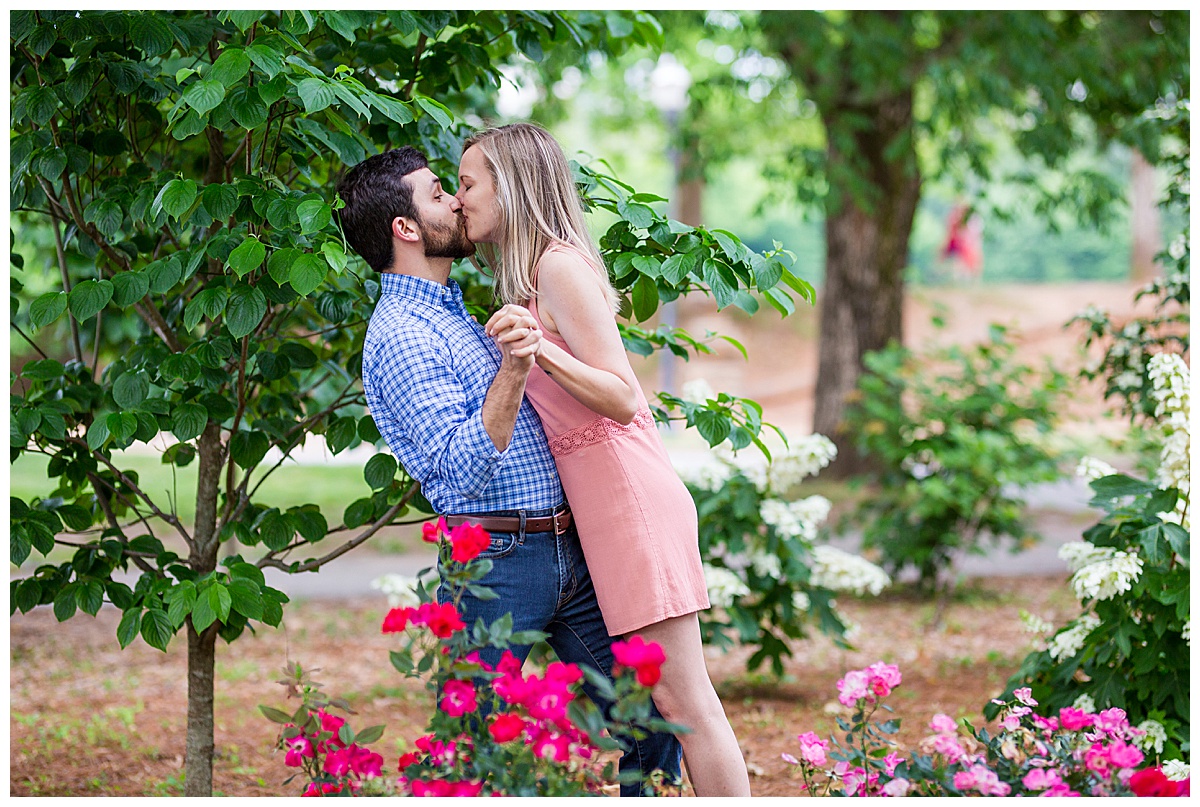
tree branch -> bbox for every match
[256,484,418,573]
[86,471,161,575]
[400,34,428,101]
[51,215,85,363]
[12,323,49,360]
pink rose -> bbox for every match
[1104,739,1144,770]
[883,751,903,776]
[882,777,910,797]
[1013,687,1037,706]
[612,635,667,687]
[488,713,526,743]
[1059,707,1095,731]
[439,679,478,717]
[284,735,314,767]
[930,713,957,734]
[797,731,829,766]
[1022,767,1063,790]
[837,669,871,706]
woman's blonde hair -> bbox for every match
[462,122,618,311]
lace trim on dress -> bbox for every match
[548,408,656,457]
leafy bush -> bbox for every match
[995,353,1190,756]
[844,326,1067,593]
[671,406,890,675]
[784,662,1191,797]
[263,519,678,796]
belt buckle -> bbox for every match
[553,509,567,536]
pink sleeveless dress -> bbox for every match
[522,245,710,636]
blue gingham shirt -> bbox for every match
[361,273,563,515]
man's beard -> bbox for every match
[422,214,473,259]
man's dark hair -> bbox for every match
[335,146,429,272]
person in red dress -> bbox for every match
[456,123,750,796]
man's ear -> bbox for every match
[392,216,421,244]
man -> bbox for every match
[337,147,682,795]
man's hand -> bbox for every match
[486,304,542,373]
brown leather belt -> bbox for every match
[444,506,572,536]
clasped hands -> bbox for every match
[485,304,543,372]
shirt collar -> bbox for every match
[378,272,462,309]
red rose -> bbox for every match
[450,522,491,563]
[488,713,526,743]
[612,635,666,687]
[1130,767,1179,797]
[422,517,448,543]
[397,751,420,769]
[418,602,466,638]
[381,606,416,634]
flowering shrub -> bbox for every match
[997,353,1190,755]
[672,427,889,674]
[844,325,1067,594]
[264,519,678,795]
[783,662,1191,797]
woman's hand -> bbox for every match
[486,304,543,368]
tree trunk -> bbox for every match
[1130,149,1160,282]
[813,91,922,478]
[185,421,225,796]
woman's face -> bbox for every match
[456,145,500,245]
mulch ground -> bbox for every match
[9,574,1081,796]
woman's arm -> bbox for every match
[489,250,642,424]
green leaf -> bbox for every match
[156,178,199,220]
[140,609,174,651]
[182,79,226,116]
[225,10,265,33]
[414,95,454,129]
[129,12,175,57]
[166,582,197,629]
[14,578,41,613]
[695,409,732,447]
[35,148,68,181]
[171,110,206,141]
[146,257,183,293]
[321,241,348,273]
[117,609,142,649]
[184,286,229,331]
[68,279,114,322]
[343,498,374,529]
[202,183,239,222]
[355,725,385,745]
[229,86,268,129]
[322,11,361,42]
[106,412,138,444]
[224,283,267,339]
[617,198,655,229]
[110,272,150,309]
[368,92,413,124]
[208,583,231,619]
[327,415,358,454]
[632,275,659,323]
[210,48,252,87]
[290,508,328,543]
[113,371,150,409]
[53,587,78,621]
[190,586,216,632]
[754,258,784,291]
[712,229,747,264]
[76,579,104,616]
[258,511,292,551]
[358,415,382,444]
[1090,474,1159,501]
[25,86,61,126]
[29,292,68,330]
[296,78,335,114]
[247,43,284,78]
[230,430,270,470]
[171,402,209,442]
[228,578,264,620]
[632,254,661,279]
[296,200,332,235]
[227,237,266,279]
[260,705,294,724]
[289,253,327,296]
[1136,524,1172,565]
[84,198,124,238]
[21,359,65,381]
[364,454,398,490]
[160,354,201,383]
[86,417,111,451]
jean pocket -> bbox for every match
[474,531,519,560]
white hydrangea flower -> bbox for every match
[791,590,810,613]
[370,573,421,608]
[1136,720,1167,755]
[1075,456,1119,481]
[760,495,830,541]
[672,454,733,492]
[766,434,837,492]
[1148,354,1190,528]
[1072,693,1097,713]
[1182,619,1190,647]
[1058,541,1116,573]
[1048,613,1101,661]
[1070,551,1144,601]
[809,545,890,596]
[679,377,716,405]
[1114,370,1142,390]
[1020,610,1054,636]
[1163,760,1190,781]
[703,563,750,609]
[749,550,782,579]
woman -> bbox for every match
[456,122,751,796]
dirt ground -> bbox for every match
[9,574,1081,797]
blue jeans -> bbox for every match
[437,515,682,796]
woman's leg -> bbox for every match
[632,613,751,796]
